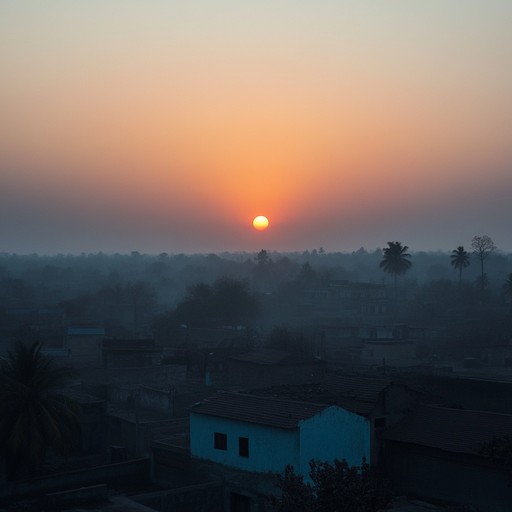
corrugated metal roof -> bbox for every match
[383,405,512,455]
[190,392,328,429]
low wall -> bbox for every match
[0,458,150,504]
[132,481,224,512]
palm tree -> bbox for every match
[379,241,412,293]
[450,246,470,285]
[0,342,79,479]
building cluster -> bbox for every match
[1,279,512,511]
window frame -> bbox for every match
[214,432,227,451]
[238,436,249,458]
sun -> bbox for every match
[252,215,269,231]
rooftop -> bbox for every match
[251,372,391,416]
[190,391,328,429]
[228,348,321,366]
[383,405,512,455]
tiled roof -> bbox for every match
[228,348,320,366]
[190,392,328,429]
[251,372,391,416]
[383,405,512,455]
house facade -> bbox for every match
[189,392,370,477]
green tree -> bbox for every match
[379,241,412,293]
[0,342,79,479]
[471,235,496,290]
[450,246,471,285]
[272,459,391,512]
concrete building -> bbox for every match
[226,348,325,389]
[383,405,512,511]
[66,327,105,364]
[189,391,370,477]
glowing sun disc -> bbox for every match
[252,215,269,231]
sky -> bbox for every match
[1,1,511,254]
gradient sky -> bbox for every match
[1,1,511,254]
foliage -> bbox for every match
[503,273,512,298]
[256,249,271,266]
[379,241,412,290]
[0,342,80,479]
[272,459,391,512]
[175,277,259,327]
[272,464,314,512]
[450,246,470,284]
[478,434,512,476]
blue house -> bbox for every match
[189,392,370,477]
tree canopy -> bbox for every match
[450,246,470,284]
[379,241,412,291]
[175,277,259,327]
[272,459,391,512]
[0,342,79,479]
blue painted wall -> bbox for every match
[190,413,300,473]
[190,405,370,477]
[299,406,370,474]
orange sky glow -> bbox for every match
[1,1,511,253]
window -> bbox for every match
[239,436,249,457]
[214,432,227,450]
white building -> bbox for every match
[189,391,370,477]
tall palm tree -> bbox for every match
[450,246,470,285]
[379,241,412,293]
[0,342,79,479]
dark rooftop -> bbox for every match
[251,372,391,416]
[190,391,328,429]
[228,348,321,366]
[383,405,512,455]
[67,327,105,336]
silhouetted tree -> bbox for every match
[213,277,259,326]
[0,342,79,479]
[379,241,412,293]
[471,235,496,290]
[126,281,157,331]
[272,464,314,512]
[175,278,258,327]
[478,435,512,483]
[503,274,512,308]
[272,459,391,512]
[450,246,471,285]
[256,249,270,266]
[175,283,215,327]
[296,262,317,287]
[267,325,313,355]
